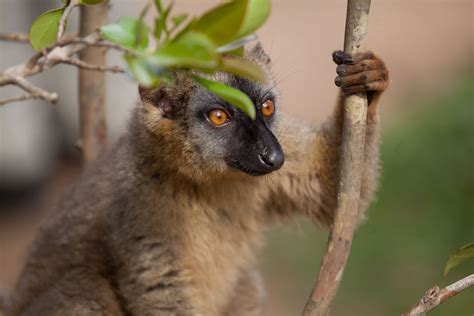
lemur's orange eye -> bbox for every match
[207,109,229,126]
[262,100,275,117]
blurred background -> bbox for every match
[0,0,473,315]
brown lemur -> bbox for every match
[6,44,389,316]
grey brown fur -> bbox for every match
[6,44,389,316]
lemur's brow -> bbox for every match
[261,88,275,101]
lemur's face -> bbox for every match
[188,74,284,176]
[138,43,283,179]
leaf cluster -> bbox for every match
[28,0,271,118]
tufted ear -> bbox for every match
[139,85,159,104]
[139,85,176,119]
[246,42,271,65]
[138,72,194,119]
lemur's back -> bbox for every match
[11,131,267,315]
[10,138,133,315]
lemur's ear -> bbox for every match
[138,85,175,119]
[138,85,159,104]
[246,42,271,65]
[139,72,193,119]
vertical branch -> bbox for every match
[303,1,371,315]
[78,2,109,163]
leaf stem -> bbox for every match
[57,0,80,40]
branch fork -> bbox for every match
[0,31,125,106]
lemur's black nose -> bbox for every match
[260,147,284,170]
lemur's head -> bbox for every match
[135,43,283,182]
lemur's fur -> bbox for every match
[7,45,388,316]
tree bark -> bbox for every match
[78,2,109,163]
[302,1,371,315]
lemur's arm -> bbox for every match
[263,51,388,225]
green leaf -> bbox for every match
[193,0,246,45]
[192,75,256,119]
[172,14,188,27]
[193,0,270,46]
[154,3,172,41]
[136,4,151,48]
[29,8,64,51]
[235,0,271,38]
[171,17,197,42]
[155,17,164,41]
[125,55,159,87]
[444,243,474,276]
[227,46,244,57]
[221,57,267,83]
[101,17,149,50]
[154,0,163,13]
[148,31,218,71]
[79,0,105,4]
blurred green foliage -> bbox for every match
[261,76,474,316]
[445,243,474,276]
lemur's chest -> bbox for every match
[151,177,264,313]
[180,222,261,313]
[171,186,263,314]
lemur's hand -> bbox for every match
[332,50,389,100]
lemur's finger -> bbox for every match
[335,70,387,88]
[341,80,388,95]
[336,59,385,76]
[347,51,375,64]
[333,50,375,65]
[332,50,348,65]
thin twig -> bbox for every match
[61,57,125,73]
[0,32,101,87]
[0,30,133,106]
[57,0,79,40]
[0,75,58,105]
[0,33,107,106]
[66,39,136,55]
[403,274,474,316]
[0,33,29,43]
[0,31,130,84]
[14,77,58,103]
[0,94,38,106]
[22,33,80,68]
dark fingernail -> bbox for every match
[332,50,344,64]
[336,65,345,75]
[335,77,342,86]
